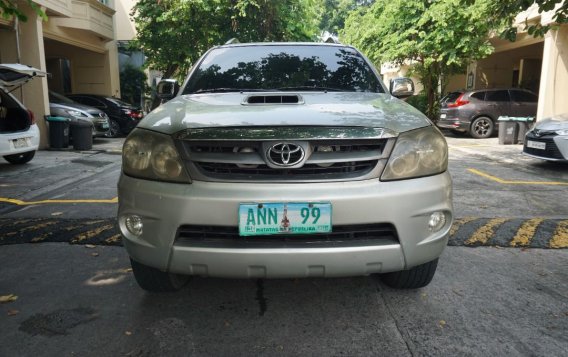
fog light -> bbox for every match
[125,215,143,236]
[428,212,446,232]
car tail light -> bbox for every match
[124,109,143,119]
[447,94,470,108]
[27,109,36,125]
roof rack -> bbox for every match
[324,36,340,44]
[225,38,240,45]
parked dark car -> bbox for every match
[437,88,538,138]
[66,94,144,137]
[49,91,110,137]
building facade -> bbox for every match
[0,0,120,148]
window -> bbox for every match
[470,92,485,101]
[510,90,537,103]
[485,90,510,102]
[78,97,106,108]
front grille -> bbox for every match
[175,223,399,248]
[196,161,377,177]
[524,133,564,159]
[178,138,395,182]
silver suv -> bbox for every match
[118,43,453,292]
[437,88,538,138]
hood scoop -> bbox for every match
[243,94,304,105]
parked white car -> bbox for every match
[0,64,45,164]
[523,113,568,161]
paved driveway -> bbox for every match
[0,134,567,356]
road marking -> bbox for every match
[449,217,477,236]
[72,224,116,243]
[510,218,544,247]
[465,218,509,245]
[550,220,568,248]
[468,168,568,186]
[0,197,118,205]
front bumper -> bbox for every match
[522,132,568,161]
[118,172,453,278]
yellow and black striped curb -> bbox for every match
[0,217,567,249]
[449,217,568,249]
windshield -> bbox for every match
[49,91,76,104]
[183,45,383,94]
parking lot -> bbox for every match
[0,134,567,356]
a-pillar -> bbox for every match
[537,25,568,120]
[18,3,49,148]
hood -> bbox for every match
[533,113,568,131]
[0,63,46,88]
[138,92,431,135]
[50,102,106,117]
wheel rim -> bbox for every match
[474,118,491,137]
[106,120,120,137]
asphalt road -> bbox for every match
[1,134,567,356]
[0,244,566,356]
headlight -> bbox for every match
[122,128,191,183]
[65,109,87,117]
[381,126,448,181]
[556,129,568,136]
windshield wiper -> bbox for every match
[276,86,346,92]
[193,88,266,94]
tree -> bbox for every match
[341,0,495,120]
[120,64,147,106]
[318,0,374,36]
[132,0,321,80]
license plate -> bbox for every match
[239,202,332,236]
[440,114,447,119]
[527,140,546,150]
[12,138,30,149]
[102,123,109,129]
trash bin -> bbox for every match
[497,116,519,145]
[70,119,93,150]
[45,116,70,149]
[511,116,535,144]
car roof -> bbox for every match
[215,42,352,50]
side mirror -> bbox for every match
[390,77,414,99]
[156,79,180,101]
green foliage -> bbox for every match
[318,0,374,35]
[492,1,568,40]
[132,0,321,79]
[405,93,428,116]
[120,65,147,106]
[0,0,47,21]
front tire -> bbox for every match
[379,258,439,289]
[3,150,35,164]
[470,116,494,138]
[130,258,189,292]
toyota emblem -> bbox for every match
[266,143,305,166]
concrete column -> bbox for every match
[18,4,49,149]
[537,26,568,120]
[106,41,121,97]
